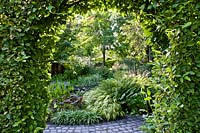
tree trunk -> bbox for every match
[147,45,153,62]
[102,44,106,67]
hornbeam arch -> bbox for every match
[0,0,199,132]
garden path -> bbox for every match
[43,115,144,133]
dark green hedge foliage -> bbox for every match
[113,0,200,132]
[0,0,90,132]
[101,0,200,132]
[140,1,200,132]
[1,0,200,132]
[0,0,53,132]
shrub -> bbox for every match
[136,76,155,114]
[60,56,93,80]
[48,81,74,112]
[51,110,102,125]
[105,58,117,68]
[49,81,73,99]
[76,74,103,87]
[94,67,114,79]
[52,71,75,81]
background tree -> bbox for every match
[68,10,147,67]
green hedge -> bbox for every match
[0,1,61,132]
[106,0,200,132]
[1,0,200,132]
[0,0,92,132]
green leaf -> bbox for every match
[6,114,11,120]
[48,5,54,11]
[196,2,200,8]
[34,127,43,133]
[180,78,184,83]
[196,64,200,68]
[32,8,37,12]
[144,97,152,101]
[172,4,178,8]
[147,5,153,10]
[188,71,195,75]
[140,4,146,10]
[153,1,157,9]
[13,121,21,127]
[180,104,184,108]
[184,76,191,81]
[182,22,192,29]
[147,89,151,96]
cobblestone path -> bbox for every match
[43,115,145,133]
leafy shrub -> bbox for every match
[76,74,103,87]
[112,58,151,77]
[136,76,155,114]
[138,1,200,132]
[49,81,74,112]
[49,81,73,99]
[51,110,102,125]
[52,71,76,81]
[105,58,117,68]
[94,67,114,79]
[60,56,93,80]
[83,76,147,121]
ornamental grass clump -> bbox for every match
[51,110,102,125]
[83,76,147,121]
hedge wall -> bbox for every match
[0,0,200,132]
[0,1,52,132]
[0,0,90,132]
[110,0,200,132]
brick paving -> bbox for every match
[43,115,145,133]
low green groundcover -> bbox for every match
[51,110,102,125]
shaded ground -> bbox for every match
[43,115,145,133]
